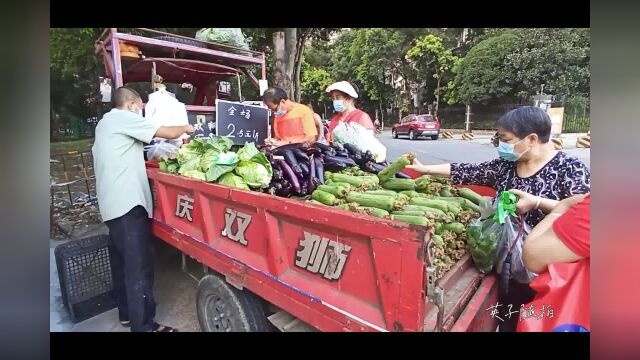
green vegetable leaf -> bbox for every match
[237,142,260,161]
[181,170,206,181]
[217,172,250,190]
[206,136,233,152]
[199,149,220,172]
[235,160,271,188]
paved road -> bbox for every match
[377,131,590,168]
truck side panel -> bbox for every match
[148,169,427,331]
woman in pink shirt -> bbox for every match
[325,81,375,142]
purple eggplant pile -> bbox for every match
[263,142,408,198]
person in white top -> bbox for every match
[93,86,194,332]
[145,83,190,147]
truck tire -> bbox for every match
[153,35,207,48]
[196,274,272,332]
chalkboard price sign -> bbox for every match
[215,99,270,145]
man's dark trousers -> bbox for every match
[105,205,156,332]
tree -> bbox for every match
[300,62,333,116]
[407,34,461,115]
[454,28,590,105]
[454,31,521,105]
[50,28,103,138]
[506,28,590,99]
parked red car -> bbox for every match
[392,114,441,140]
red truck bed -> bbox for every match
[147,166,499,332]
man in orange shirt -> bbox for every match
[262,87,318,146]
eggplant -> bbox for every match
[396,171,412,179]
[362,150,375,162]
[331,143,345,152]
[300,182,309,196]
[308,154,317,192]
[314,157,324,184]
[343,143,362,156]
[275,159,301,194]
[323,161,348,172]
[360,161,380,174]
[272,168,284,181]
[370,163,387,173]
[272,142,308,156]
[323,155,357,166]
[299,162,310,177]
[315,142,335,154]
[335,150,350,158]
[306,147,323,156]
[324,161,347,172]
[267,181,284,196]
[276,183,292,197]
[282,149,303,177]
[292,148,310,162]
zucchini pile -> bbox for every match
[310,153,484,280]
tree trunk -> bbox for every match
[404,80,413,114]
[272,31,286,89]
[435,73,442,117]
[284,28,297,98]
[50,103,58,139]
[293,30,307,102]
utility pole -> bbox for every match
[465,104,472,132]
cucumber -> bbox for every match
[392,210,426,216]
[311,190,338,206]
[409,198,449,212]
[365,189,400,197]
[443,222,465,234]
[391,214,429,226]
[381,178,416,191]
[458,188,483,206]
[317,184,349,198]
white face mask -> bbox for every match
[129,105,142,116]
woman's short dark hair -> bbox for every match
[262,87,288,105]
[497,106,552,143]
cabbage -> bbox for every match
[185,138,208,154]
[167,162,179,174]
[205,151,239,182]
[178,157,200,175]
[235,142,272,188]
[237,142,260,161]
[177,146,201,166]
[181,170,206,181]
[206,136,233,152]
[199,149,219,172]
[206,164,236,182]
[217,172,249,190]
[235,160,271,188]
[195,28,249,50]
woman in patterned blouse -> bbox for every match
[406,106,590,332]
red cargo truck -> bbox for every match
[99,29,499,332]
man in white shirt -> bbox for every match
[92,87,194,332]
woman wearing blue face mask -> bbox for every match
[324,81,375,142]
[407,106,590,227]
[406,106,590,332]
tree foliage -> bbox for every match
[455,28,590,105]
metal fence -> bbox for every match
[560,95,590,133]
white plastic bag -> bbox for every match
[332,121,387,162]
[146,141,180,161]
[145,89,189,144]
